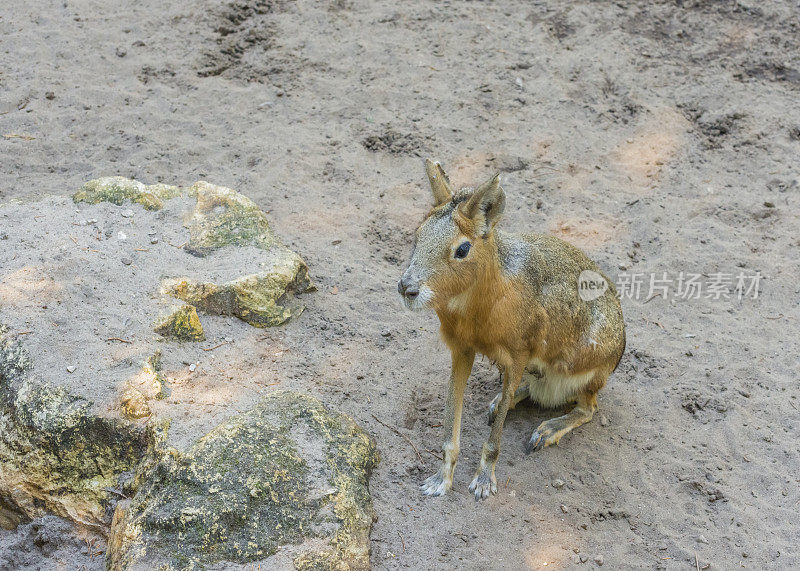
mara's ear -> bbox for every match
[459,174,505,237]
[425,158,453,206]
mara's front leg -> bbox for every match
[469,359,524,500]
[420,347,475,496]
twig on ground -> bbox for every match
[202,341,228,352]
[642,317,666,330]
[695,553,700,571]
[397,531,405,553]
[106,337,132,344]
[371,414,425,466]
[426,448,443,460]
[3,133,35,140]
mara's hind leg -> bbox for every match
[525,390,599,453]
[487,383,530,425]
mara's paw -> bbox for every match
[487,393,502,425]
[468,471,497,500]
[525,420,562,453]
[420,472,451,497]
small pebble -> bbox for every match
[121,257,132,266]
[600,414,609,426]
[189,363,197,372]
[116,46,127,57]
[594,555,604,566]
[560,504,568,513]
[150,238,159,244]
[697,534,708,544]
[45,91,55,100]
[66,366,76,373]
[117,231,127,241]
[552,478,565,489]
[121,209,134,218]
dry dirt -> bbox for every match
[1,0,799,569]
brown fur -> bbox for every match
[400,159,626,500]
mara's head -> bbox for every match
[398,159,505,311]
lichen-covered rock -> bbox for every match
[117,353,169,422]
[119,389,151,420]
[185,181,279,257]
[72,177,313,327]
[73,177,182,211]
[0,325,147,527]
[154,305,205,342]
[142,352,169,401]
[163,256,312,327]
[107,391,378,570]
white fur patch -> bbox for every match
[524,358,595,408]
[446,291,469,314]
[402,285,434,311]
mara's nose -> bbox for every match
[397,278,419,299]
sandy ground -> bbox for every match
[2,0,799,569]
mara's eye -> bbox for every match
[454,241,471,259]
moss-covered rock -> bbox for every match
[107,391,378,570]
[119,389,151,420]
[0,325,148,527]
[185,181,280,257]
[163,256,312,328]
[73,177,182,211]
[154,305,205,342]
[143,352,169,401]
[74,177,313,328]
